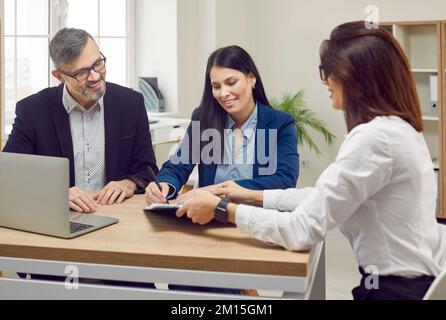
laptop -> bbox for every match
[0,152,118,238]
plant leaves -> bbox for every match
[271,89,336,157]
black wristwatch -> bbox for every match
[214,199,230,223]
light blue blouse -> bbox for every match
[214,105,258,184]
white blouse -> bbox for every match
[236,116,442,277]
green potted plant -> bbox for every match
[271,90,336,157]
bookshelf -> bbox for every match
[384,21,445,218]
[441,21,446,219]
[0,19,3,147]
[0,19,2,278]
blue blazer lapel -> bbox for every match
[254,103,274,179]
[51,84,75,186]
[200,164,217,187]
[104,85,120,182]
[199,103,274,185]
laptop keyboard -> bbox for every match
[70,221,94,234]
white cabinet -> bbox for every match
[149,116,190,169]
[149,117,190,145]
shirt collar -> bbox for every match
[227,103,258,141]
[62,84,104,113]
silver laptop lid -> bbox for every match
[0,152,71,237]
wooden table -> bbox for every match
[0,195,325,299]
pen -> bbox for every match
[147,167,169,204]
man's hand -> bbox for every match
[69,186,97,213]
[94,179,136,205]
[175,189,221,225]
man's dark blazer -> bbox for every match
[3,82,158,192]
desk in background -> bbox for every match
[0,195,325,299]
[147,116,191,171]
[149,116,190,145]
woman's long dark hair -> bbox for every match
[320,21,423,132]
[196,45,270,158]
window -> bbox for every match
[4,0,50,133]
[64,0,129,86]
[3,0,133,137]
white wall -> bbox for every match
[135,0,446,186]
[135,0,178,113]
[214,0,253,49]
[1,0,4,147]
[176,0,216,118]
[135,0,216,118]
[209,0,446,186]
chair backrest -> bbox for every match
[424,268,446,300]
[424,223,446,300]
[434,224,446,269]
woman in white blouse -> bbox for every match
[174,21,443,299]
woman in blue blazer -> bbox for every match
[145,45,299,204]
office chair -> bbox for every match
[423,223,446,300]
[423,268,446,300]
[435,223,446,269]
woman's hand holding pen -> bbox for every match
[145,182,170,204]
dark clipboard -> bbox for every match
[143,204,182,216]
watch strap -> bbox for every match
[215,199,230,223]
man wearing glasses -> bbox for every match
[3,28,158,213]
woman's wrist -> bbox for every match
[243,190,264,207]
[226,190,262,224]
[227,203,238,224]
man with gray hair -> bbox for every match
[3,28,158,212]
